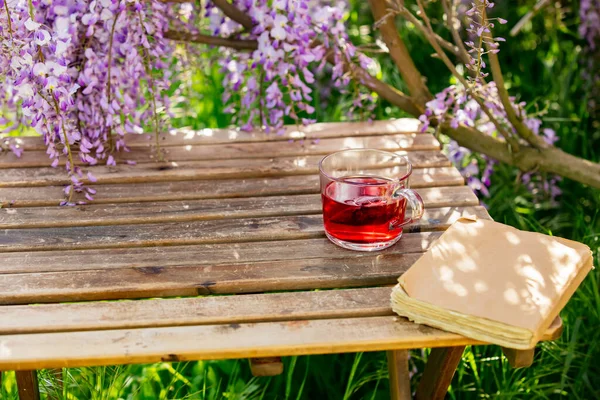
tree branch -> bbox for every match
[369,0,431,108]
[480,4,548,149]
[347,61,422,116]
[381,0,466,64]
[441,0,473,68]
[432,30,463,60]
[164,29,257,50]
[510,0,551,37]
[446,124,600,188]
[212,0,254,30]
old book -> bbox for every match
[391,217,593,349]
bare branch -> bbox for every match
[159,0,254,29]
[441,0,473,68]
[433,31,463,58]
[510,0,551,37]
[347,61,422,116]
[405,11,465,61]
[382,1,466,64]
[369,0,431,108]
[212,0,254,30]
[164,29,258,50]
[479,3,548,149]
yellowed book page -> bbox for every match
[399,218,592,333]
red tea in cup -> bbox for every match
[319,150,424,251]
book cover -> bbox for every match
[391,217,593,349]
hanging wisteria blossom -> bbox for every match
[1,0,172,204]
[1,0,376,204]
[205,0,376,133]
[579,0,600,115]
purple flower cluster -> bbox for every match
[579,0,600,113]
[77,0,172,165]
[463,0,507,81]
[579,0,600,51]
[1,0,172,204]
[206,0,375,133]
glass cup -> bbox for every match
[319,149,425,251]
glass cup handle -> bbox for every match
[390,188,425,229]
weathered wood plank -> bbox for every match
[1,133,440,168]
[0,206,490,253]
[0,186,479,229]
[0,252,424,304]
[0,287,394,334]
[12,119,422,150]
[0,315,562,371]
[0,151,450,188]
[0,232,441,275]
[0,167,465,207]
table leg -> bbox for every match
[16,370,40,400]
[249,357,284,376]
[501,347,535,368]
[387,350,412,400]
[415,346,465,400]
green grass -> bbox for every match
[2,1,600,398]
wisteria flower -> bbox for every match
[0,0,173,204]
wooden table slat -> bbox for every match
[0,151,450,188]
[0,167,465,207]
[0,186,479,229]
[2,133,440,169]
[0,315,561,371]
[0,206,490,253]
[0,232,442,275]
[0,252,425,304]
[0,287,393,334]
[11,119,422,150]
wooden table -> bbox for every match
[0,119,561,399]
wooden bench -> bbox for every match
[0,119,562,399]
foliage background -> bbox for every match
[2,0,599,398]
